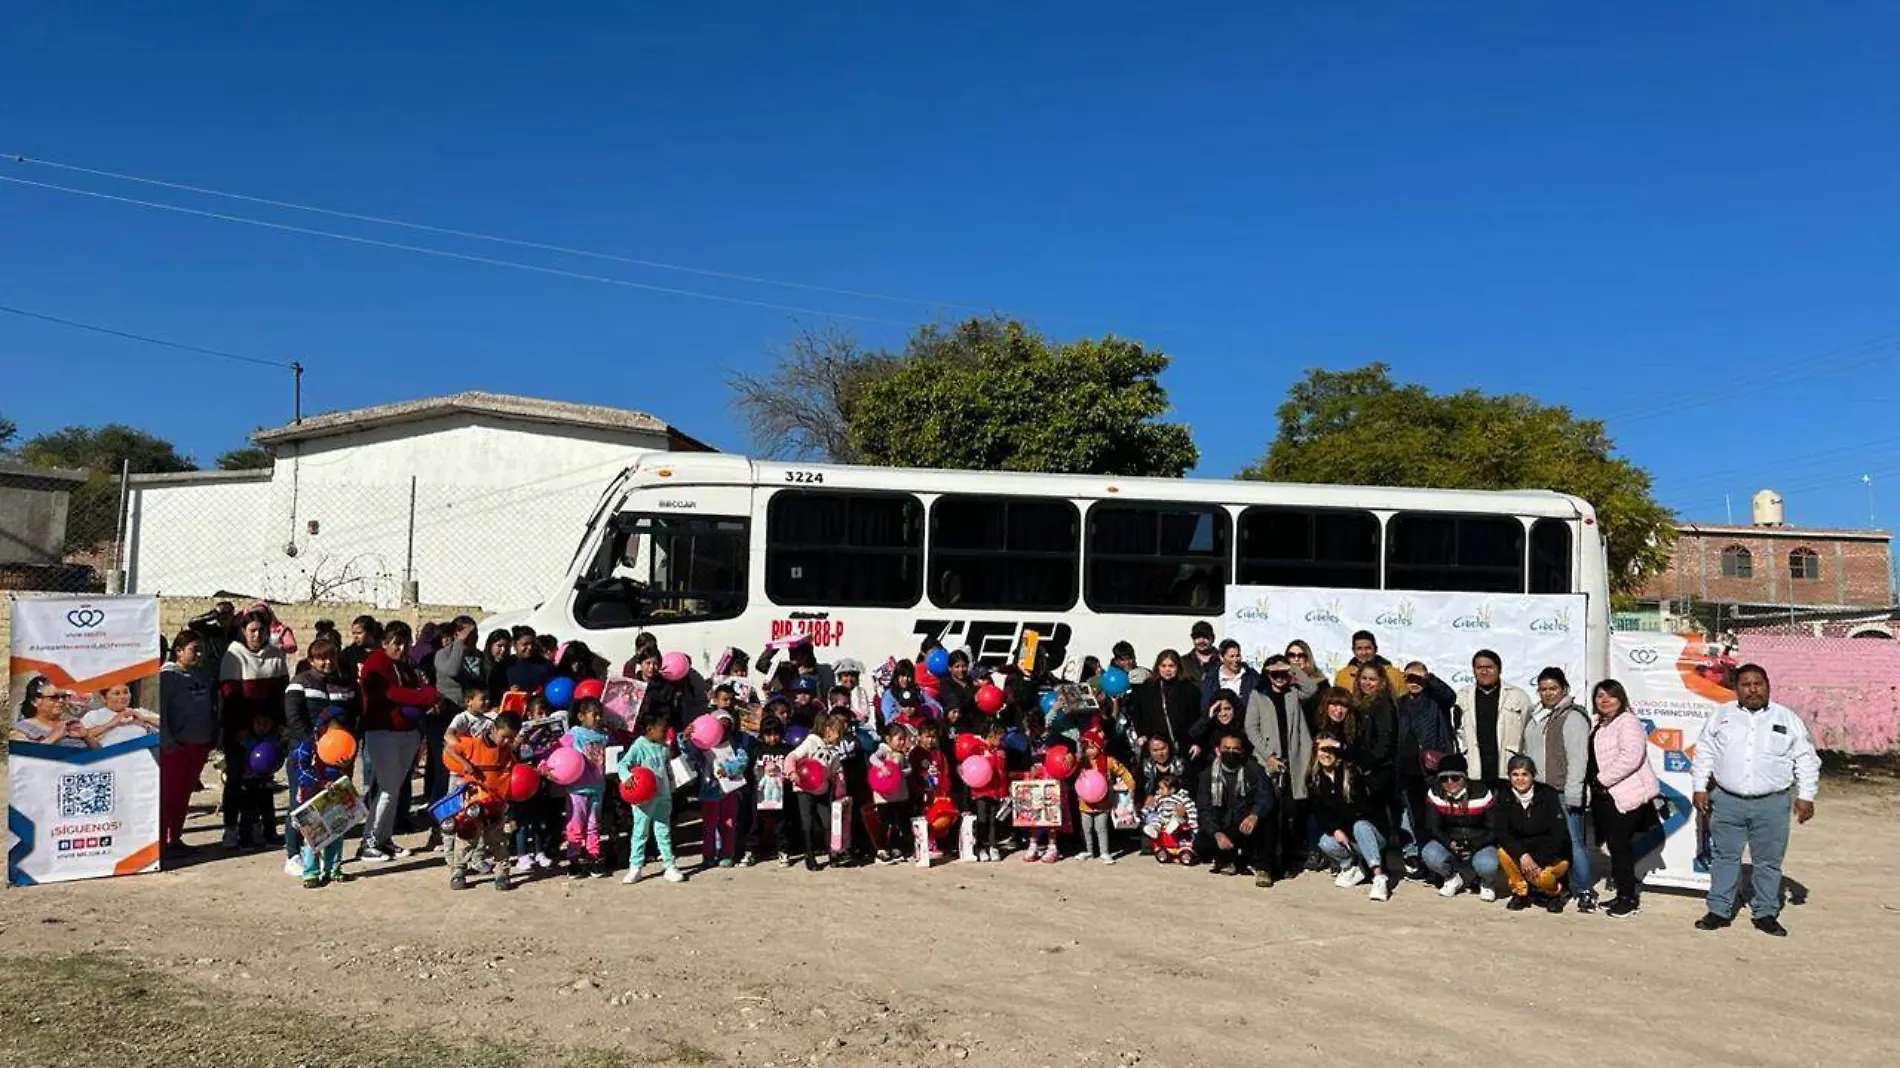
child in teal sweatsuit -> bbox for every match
[616,712,684,884]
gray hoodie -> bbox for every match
[1522,698,1590,809]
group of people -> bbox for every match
[143,604,1822,935]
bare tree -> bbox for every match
[725,326,899,461]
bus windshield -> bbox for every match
[572,512,749,629]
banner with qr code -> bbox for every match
[7,595,162,885]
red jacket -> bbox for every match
[968,742,1009,801]
[359,648,439,734]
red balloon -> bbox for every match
[1043,744,1076,779]
[507,763,541,802]
[794,758,831,794]
[952,734,984,763]
[619,766,658,805]
[573,678,605,702]
[974,684,1006,715]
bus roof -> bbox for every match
[627,454,1593,520]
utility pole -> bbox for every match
[292,361,304,423]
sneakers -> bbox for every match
[1752,916,1788,937]
[740,851,757,867]
[1100,853,1116,866]
[1603,896,1640,918]
[1368,876,1391,902]
[1478,886,1498,903]
[717,857,735,869]
[622,866,644,885]
[284,857,305,878]
[384,843,410,859]
[662,865,685,883]
[359,845,394,863]
[567,863,588,880]
[494,872,513,892]
[1209,860,1229,876]
[1022,844,1042,863]
[1544,895,1566,914]
[302,876,323,890]
[534,852,555,869]
[777,852,795,868]
[1574,892,1598,915]
[221,829,241,850]
[1040,848,1059,864]
[875,850,898,865]
[1506,895,1533,912]
[1694,912,1732,931]
[592,859,611,878]
[1336,866,1368,889]
[1403,859,1431,883]
[449,871,468,891]
[1437,873,1465,898]
[983,848,1000,863]
[1254,870,1274,888]
[512,855,536,875]
[327,870,351,885]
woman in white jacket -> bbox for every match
[1454,649,1532,786]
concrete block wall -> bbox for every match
[1732,634,1900,753]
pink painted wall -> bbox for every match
[1733,635,1900,753]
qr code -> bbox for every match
[58,771,115,818]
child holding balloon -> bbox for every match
[512,694,565,875]
[962,717,1010,862]
[232,713,286,849]
[617,712,685,884]
[683,709,747,869]
[869,721,915,864]
[559,698,612,878]
[444,711,522,891]
[787,712,851,870]
[288,707,355,888]
[1075,729,1136,864]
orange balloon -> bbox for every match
[315,729,357,767]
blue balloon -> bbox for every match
[1002,728,1029,754]
[784,725,811,747]
[544,676,575,710]
[1038,690,1058,716]
[1100,667,1131,698]
[857,728,880,755]
[247,739,281,775]
[925,648,951,676]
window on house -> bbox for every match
[1789,547,1821,582]
[1720,545,1753,578]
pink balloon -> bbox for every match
[1075,769,1109,805]
[544,747,586,786]
[958,754,993,789]
[661,651,692,683]
[688,714,725,750]
[868,759,905,798]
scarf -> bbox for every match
[1513,785,1536,809]
[1208,762,1250,808]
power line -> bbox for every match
[0,302,293,370]
[7,153,997,316]
[0,174,915,326]
[1599,333,1900,425]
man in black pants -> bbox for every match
[1194,731,1278,887]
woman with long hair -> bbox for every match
[1187,688,1249,774]
[1307,733,1392,901]
[1129,649,1200,759]
[1588,678,1660,919]
[1353,661,1405,865]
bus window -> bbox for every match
[1085,503,1230,614]
[1530,518,1574,594]
[1236,507,1379,589]
[1385,513,1525,593]
[767,491,923,607]
[929,495,1078,611]
[572,514,748,629]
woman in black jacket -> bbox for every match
[1493,755,1574,912]
[1128,649,1200,757]
[1351,663,1403,861]
[1187,689,1250,778]
[1307,733,1395,900]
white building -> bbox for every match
[124,392,711,610]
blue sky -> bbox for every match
[3,4,1897,530]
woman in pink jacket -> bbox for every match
[1588,679,1659,919]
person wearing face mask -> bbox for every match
[1199,639,1259,712]
[1245,654,1316,879]
[1523,667,1595,912]
[1691,664,1820,937]
[1455,649,1532,786]
[1193,731,1277,887]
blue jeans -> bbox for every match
[1565,807,1593,898]
[1316,820,1387,871]
[1421,840,1500,888]
[301,839,343,879]
[1706,787,1792,919]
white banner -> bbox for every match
[1611,631,1724,891]
[1224,586,1587,691]
[7,595,162,885]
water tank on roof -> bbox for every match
[1752,489,1784,527]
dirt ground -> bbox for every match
[4,771,1899,1068]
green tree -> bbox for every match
[216,443,275,470]
[18,424,195,552]
[846,318,1198,476]
[1242,363,1674,592]
[0,413,16,452]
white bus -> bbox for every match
[507,453,1609,681]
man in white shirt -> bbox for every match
[1690,664,1820,937]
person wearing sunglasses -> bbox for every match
[1420,753,1501,901]
[1395,662,1458,878]
[11,675,87,747]
[1246,654,1316,880]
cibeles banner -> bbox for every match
[1611,631,1727,892]
[1223,586,1587,691]
[7,595,162,885]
